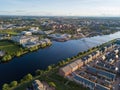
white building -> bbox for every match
[21,31,32,36]
[11,35,39,45]
[29,27,39,33]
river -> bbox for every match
[0,31,120,89]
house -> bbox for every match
[82,56,88,65]
[114,49,119,54]
[104,47,108,52]
[102,55,106,60]
[86,66,116,81]
[29,27,40,34]
[73,74,95,90]
[96,50,100,57]
[108,59,115,64]
[32,80,44,90]
[91,52,96,60]
[91,51,100,60]
[69,62,79,72]
[73,74,110,90]
[59,65,72,77]
[29,27,39,32]
[21,31,32,36]
[99,47,105,53]
[59,59,84,77]
[88,54,93,63]
[106,44,113,50]
[74,59,83,68]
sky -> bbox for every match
[0,0,120,16]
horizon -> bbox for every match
[0,15,120,18]
[0,0,120,17]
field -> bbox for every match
[0,27,30,36]
[0,40,21,55]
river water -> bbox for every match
[0,31,120,89]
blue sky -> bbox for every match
[0,0,120,16]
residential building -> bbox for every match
[32,80,44,90]
[29,27,39,33]
[11,35,39,45]
[69,62,78,72]
[59,59,83,77]
[74,59,83,68]
[59,65,72,77]
[21,31,32,36]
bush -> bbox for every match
[2,83,10,90]
[10,81,18,87]
[2,55,12,62]
[23,73,33,81]
[49,82,56,87]
[35,69,44,76]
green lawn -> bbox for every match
[0,40,21,55]
[6,31,18,35]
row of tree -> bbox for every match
[2,74,33,90]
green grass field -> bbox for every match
[0,40,21,55]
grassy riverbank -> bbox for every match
[0,40,52,62]
[0,40,21,55]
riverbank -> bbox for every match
[0,40,52,62]
[55,31,119,42]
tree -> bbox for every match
[35,69,43,76]
[2,83,10,90]
[23,73,33,81]
[10,81,18,87]
[66,58,70,62]
[47,65,52,71]
[2,55,12,62]
[16,51,21,57]
[29,46,38,52]
[49,82,56,87]
[61,60,66,65]
[19,48,23,52]
[41,43,46,48]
